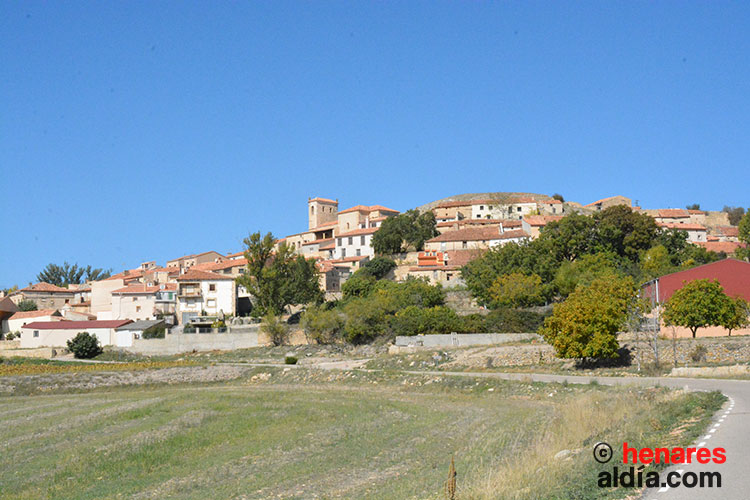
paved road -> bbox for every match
[403,370,748,500]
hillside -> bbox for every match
[416,192,554,212]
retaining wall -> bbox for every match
[128,328,261,355]
[394,332,541,347]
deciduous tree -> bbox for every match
[721,296,749,336]
[662,279,730,338]
[488,272,544,308]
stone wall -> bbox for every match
[394,332,540,347]
[128,328,261,355]
[626,336,750,366]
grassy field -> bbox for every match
[0,366,723,500]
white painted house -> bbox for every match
[175,269,236,324]
[334,227,378,260]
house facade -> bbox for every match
[20,320,132,348]
[176,269,236,324]
[10,282,77,310]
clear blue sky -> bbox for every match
[2,1,749,288]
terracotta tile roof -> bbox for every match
[326,256,369,264]
[18,282,75,294]
[225,251,245,259]
[695,241,747,254]
[312,220,339,230]
[337,227,379,237]
[427,227,528,243]
[658,223,707,231]
[338,204,399,215]
[657,209,690,219]
[540,199,563,204]
[523,215,564,227]
[715,226,739,237]
[23,320,132,330]
[309,197,338,204]
[302,238,334,246]
[112,283,177,294]
[9,309,60,320]
[688,209,706,215]
[175,269,235,281]
[319,240,336,250]
[104,269,145,281]
[434,201,474,209]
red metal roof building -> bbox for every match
[642,259,750,303]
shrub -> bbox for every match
[66,332,103,359]
[301,305,344,344]
[16,299,38,312]
[261,313,289,346]
[211,319,226,329]
[690,344,708,363]
[361,257,397,279]
[284,355,298,365]
[142,326,166,339]
[392,305,461,336]
[342,273,378,299]
[483,308,547,333]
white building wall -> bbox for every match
[20,327,115,348]
[334,234,374,259]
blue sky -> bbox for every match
[2,1,749,288]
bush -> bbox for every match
[16,299,38,312]
[342,273,378,299]
[261,313,289,346]
[284,355,298,365]
[142,326,166,339]
[392,306,461,336]
[66,332,103,359]
[361,257,397,279]
[301,305,344,344]
[211,319,226,329]
[483,308,547,333]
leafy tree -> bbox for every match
[236,232,323,315]
[391,305,460,336]
[553,253,622,297]
[261,312,289,346]
[66,332,103,359]
[371,210,438,254]
[551,193,565,202]
[360,256,397,279]
[540,276,637,361]
[721,296,749,336]
[591,206,660,262]
[639,245,674,281]
[488,272,544,308]
[722,206,745,226]
[662,279,731,338]
[739,211,750,245]
[341,273,377,299]
[37,262,111,287]
[16,299,38,311]
[539,214,596,262]
[686,203,701,211]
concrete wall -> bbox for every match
[395,332,540,347]
[91,278,124,315]
[19,326,116,348]
[127,328,261,355]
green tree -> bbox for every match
[738,211,750,255]
[591,206,660,262]
[360,256,397,279]
[66,332,103,359]
[551,193,565,202]
[662,279,731,338]
[686,203,701,211]
[341,273,377,299]
[722,206,745,226]
[640,245,675,281]
[391,305,460,336]
[488,273,544,308]
[721,296,749,336]
[16,299,38,311]
[553,252,622,298]
[236,232,323,315]
[37,262,111,286]
[540,276,637,361]
[371,210,438,254]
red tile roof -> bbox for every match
[225,251,245,259]
[309,197,338,204]
[319,240,336,250]
[695,241,747,254]
[336,227,379,237]
[523,215,564,227]
[434,201,473,209]
[427,227,528,243]
[22,320,132,330]
[326,256,369,264]
[687,209,706,215]
[715,226,739,238]
[338,205,399,215]
[302,238,334,246]
[9,309,61,320]
[312,220,339,230]
[176,269,235,281]
[18,282,75,294]
[658,223,707,231]
[112,283,177,294]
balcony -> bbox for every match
[178,288,202,298]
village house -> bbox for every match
[407,249,482,287]
[521,215,564,239]
[423,226,529,252]
[110,283,178,322]
[4,309,63,334]
[175,269,236,324]
[436,218,522,235]
[166,251,224,271]
[10,282,78,310]
[431,201,472,222]
[657,222,708,243]
[19,319,132,348]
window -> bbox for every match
[65,299,70,304]
[348,237,353,245]
[462,241,468,249]
[133,296,138,301]
[209,284,216,292]
[207,299,216,308]
[356,249,361,256]
[360,235,365,245]
[136,306,141,312]
[33,331,39,337]
[517,207,522,212]
[480,205,484,210]
[338,238,342,246]
[342,248,347,258]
